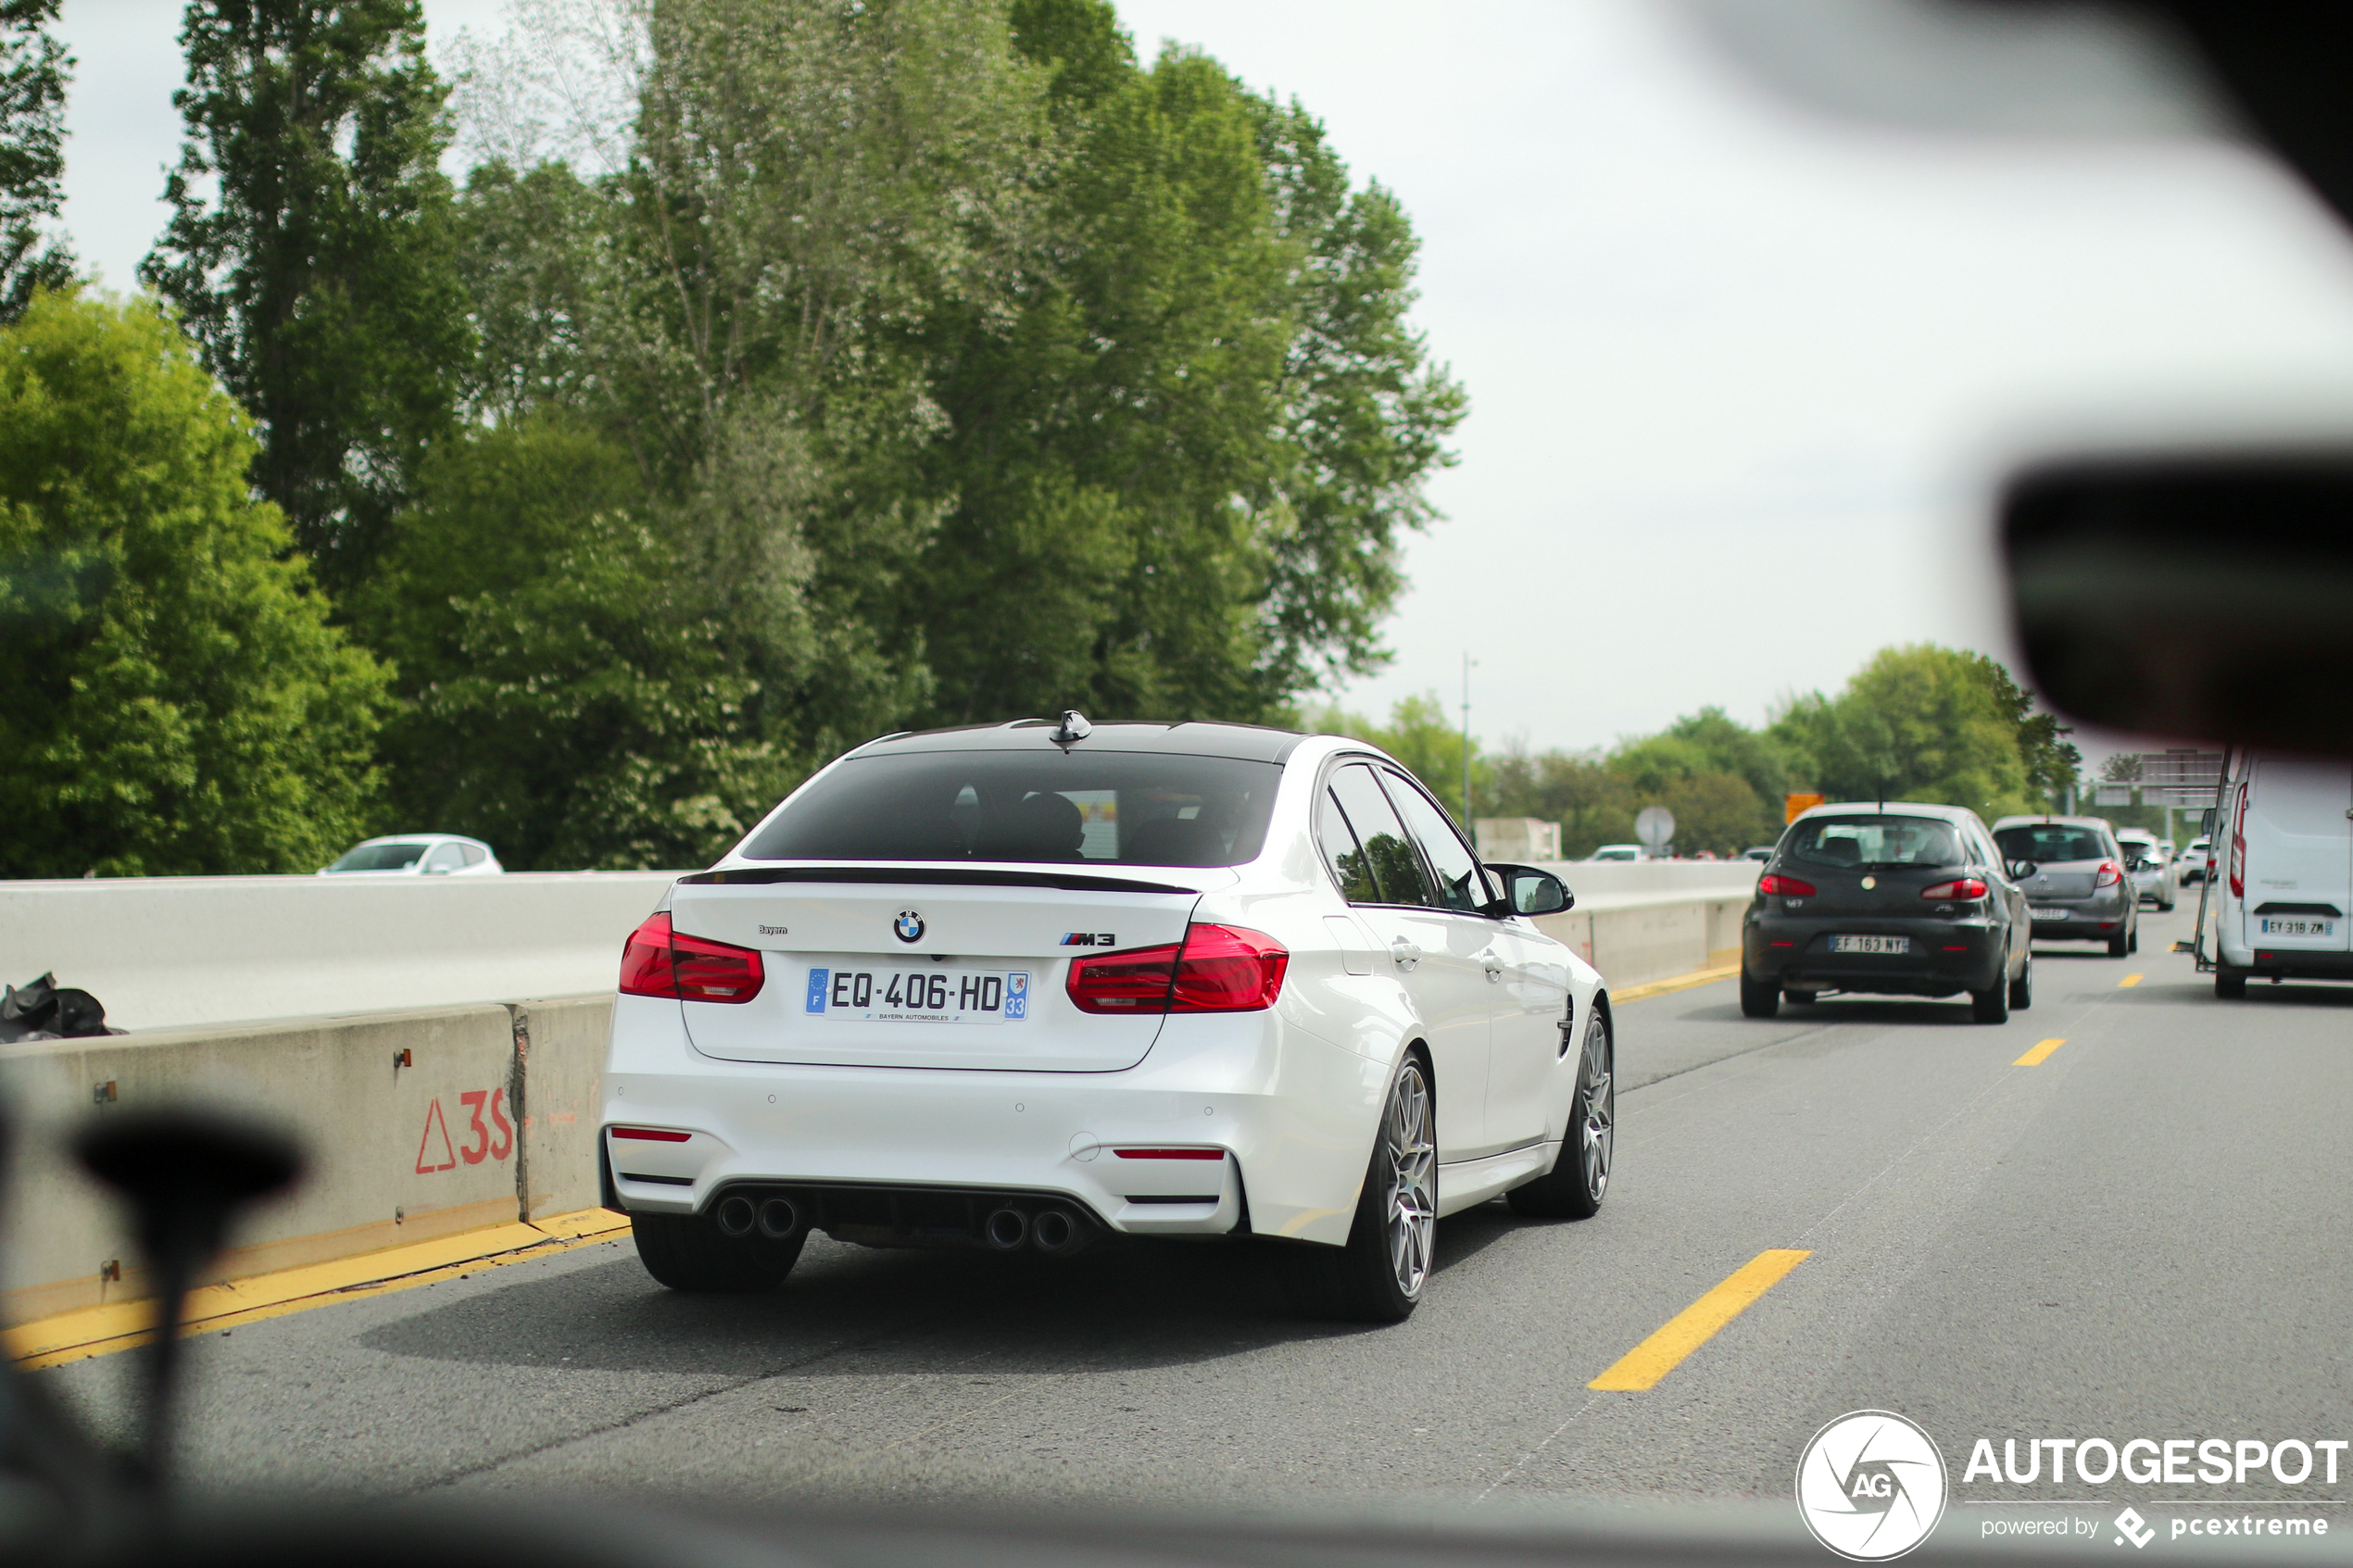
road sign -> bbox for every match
[2138,749,2225,790]
[1635,805,1675,852]
[1784,792,1825,823]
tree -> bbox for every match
[1309,693,1485,822]
[0,292,388,876]
[1769,644,2060,819]
[919,24,1463,725]
[0,0,71,320]
[355,416,797,869]
[142,0,472,587]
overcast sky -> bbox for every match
[56,0,2353,760]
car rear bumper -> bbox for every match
[2023,889,2131,939]
[1743,915,2005,997]
[598,994,1383,1248]
[2221,947,2353,982]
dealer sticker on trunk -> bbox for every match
[804,966,1031,1023]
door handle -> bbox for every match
[1390,936,1422,972]
[1478,947,1503,981]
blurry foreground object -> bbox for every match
[2003,449,2353,757]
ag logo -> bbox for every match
[1795,1410,1947,1561]
[894,910,925,944]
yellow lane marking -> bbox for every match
[1615,962,1741,1005]
[7,1209,632,1369]
[1587,1248,1810,1391]
[2014,1037,2067,1066]
[2119,972,2144,987]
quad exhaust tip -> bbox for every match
[756,1197,800,1239]
[715,1194,757,1238]
[985,1207,1029,1250]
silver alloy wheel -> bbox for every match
[1578,1015,1614,1202]
[1383,1060,1438,1298]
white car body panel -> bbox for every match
[599,730,1605,1252]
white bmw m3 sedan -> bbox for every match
[600,715,1614,1322]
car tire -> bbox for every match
[2108,927,2131,958]
[1290,1053,1436,1323]
[2216,965,2248,999]
[2007,947,2033,1010]
[1970,952,2011,1024]
[1507,1010,1612,1221]
[632,1211,803,1293]
[1739,971,1780,1018]
[2129,921,2140,954]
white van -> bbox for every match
[2206,750,2353,997]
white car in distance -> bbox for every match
[601,716,1611,1322]
[2114,827,2176,910]
[319,834,502,876]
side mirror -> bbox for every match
[2003,448,2353,757]
[1487,862,1572,917]
[2200,809,2217,835]
[2009,859,2038,881]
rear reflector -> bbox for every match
[1758,874,1816,897]
[1113,1148,1227,1160]
[610,1126,692,1142]
[1920,879,1988,900]
[619,912,765,1004]
[1067,923,1289,1014]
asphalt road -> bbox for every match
[44,901,2353,1527]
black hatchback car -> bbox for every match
[1740,803,2033,1023]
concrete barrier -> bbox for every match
[1530,860,1757,990]
[0,872,679,1031]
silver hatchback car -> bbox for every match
[1991,816,2138,957]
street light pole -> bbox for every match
[1461,651,1475,826]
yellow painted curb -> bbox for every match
[7,1208,632,1370]
[1613,961,1742,1005]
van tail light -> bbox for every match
[1920,879,1987,900]
[618,912,765,1003]
[1066,923,1290,1014]
[1758,873,1816,897]
[2093,860,2123,888]
[2229,781,2248,899]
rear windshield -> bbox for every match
[1994,824,2110,864]
[739,750,1282,866]
[1784,815,1964,870]
[327,842,428,872]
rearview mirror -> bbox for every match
[1487,863,1572,918]
[2003,449,2353,757]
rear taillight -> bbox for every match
[1920,879,1987,900]
[2094,860,2123,888]
[618,912,765,1003]
[2229,782,2247,898]
[1170,924,1289,1011]
[1758,873,1816,897]
[1065,923,1290,1014]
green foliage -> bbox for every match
[143,0,472,586]
[1768,644,2056,820]
[920,27,1463,725]
[0,0,72,319]
[0,292,388,876]
[353,416,798,869]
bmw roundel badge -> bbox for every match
[894,910,925,944]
